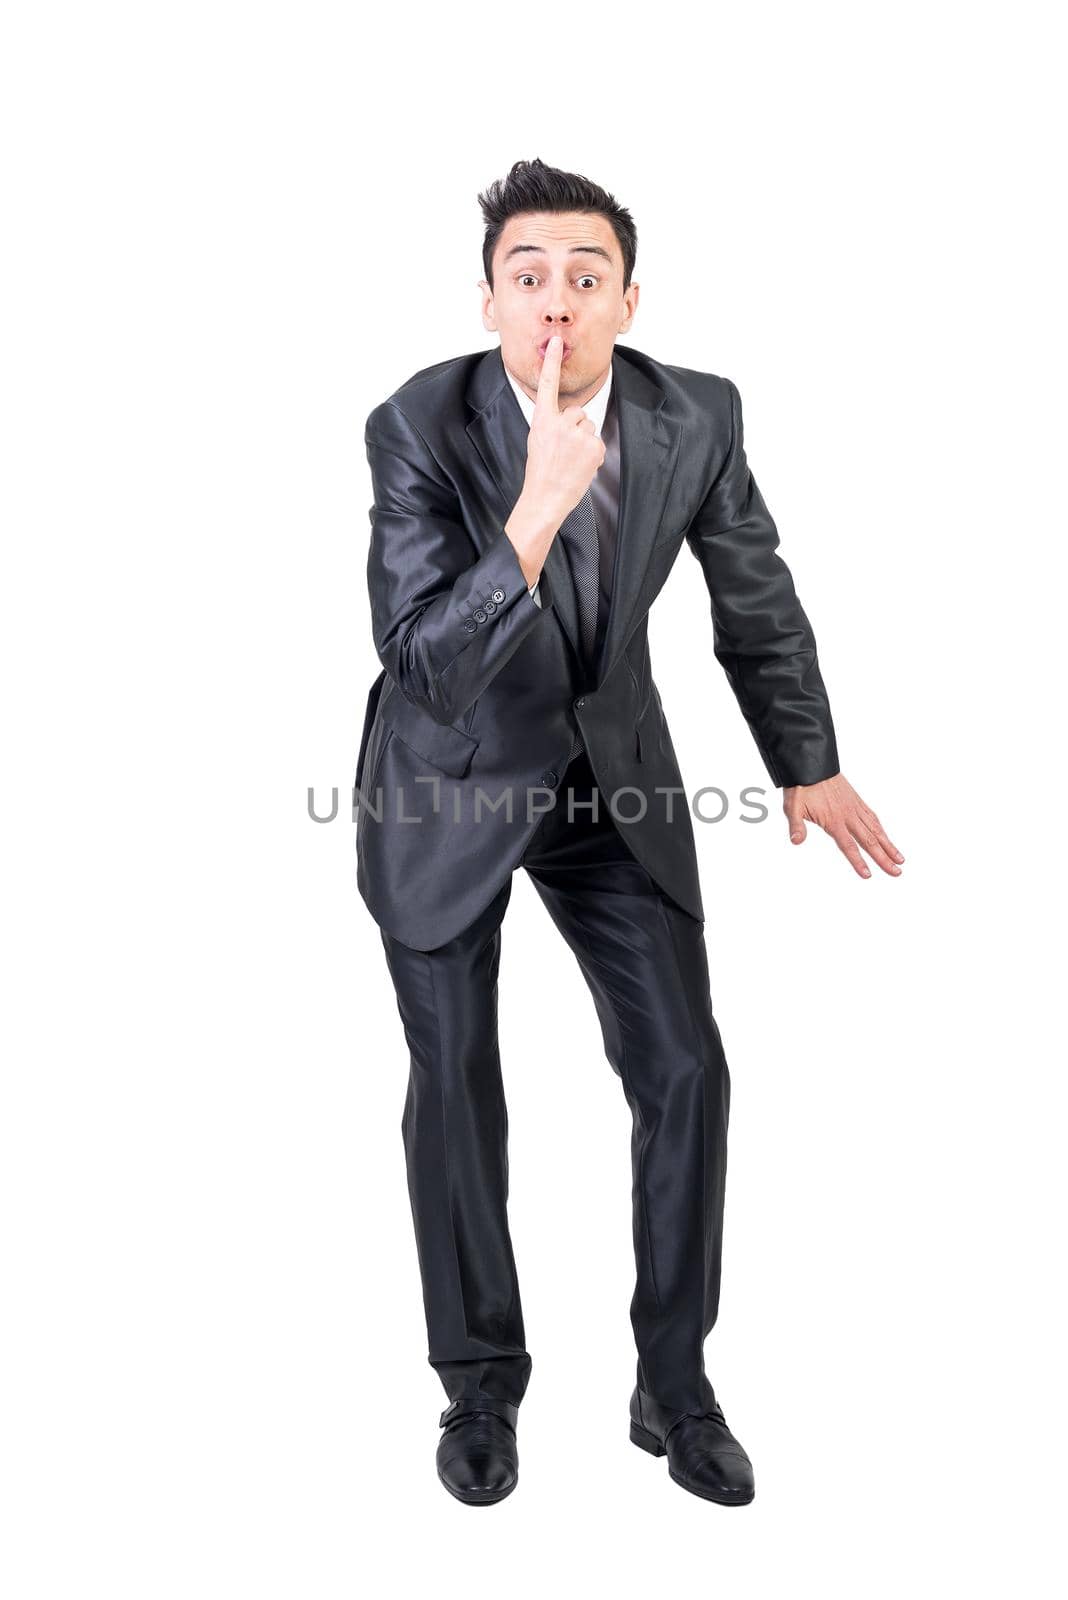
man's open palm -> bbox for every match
[784,774,905,879]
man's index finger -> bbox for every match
[534,335,562,413]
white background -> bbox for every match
[3,2,1065,1595]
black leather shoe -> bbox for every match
[629,1385,755,1505]
[436,1398,519,1505]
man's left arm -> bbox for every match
[686,376,904,880]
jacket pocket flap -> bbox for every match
[379,688,480,778]
[355,668,387,788]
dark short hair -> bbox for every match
[478,157,637,291]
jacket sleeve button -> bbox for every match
[473,608,487,623]
[491,589,505,603]
[463,619,477,633]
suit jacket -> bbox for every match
[355,342,839,950]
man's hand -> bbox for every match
[505,333,607,588]
[784,774,904,879]
[522,333,606,524]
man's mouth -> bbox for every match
[538,336,573,360]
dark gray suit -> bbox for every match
[356,343,838,952]
[355,342,839,1426]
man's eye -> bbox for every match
[516,274,598,288]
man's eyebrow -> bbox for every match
[502,243,613,266]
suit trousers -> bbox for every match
[377,745,732,1418]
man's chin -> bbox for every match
[528,371,584,396]
[543,371,584,396]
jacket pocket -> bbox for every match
[378,685,481,778]
[354,668,388,789]
[626,653,652,758]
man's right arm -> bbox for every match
[365,400,556,725]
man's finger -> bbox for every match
[562,406,594,429]
[535,334,562,415]
[832,825,872,879]
[859,802,904,863]
[784,794,806,844]
[848,818,901,876]
[873,824,905,863]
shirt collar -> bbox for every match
[504,355,613,436]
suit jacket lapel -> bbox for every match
[598,349,680,683]
[465,345,680,682]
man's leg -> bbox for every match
[521,751,731,1418]
[379,876,532,1410]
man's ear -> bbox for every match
[478,278,496,332]
[620,281,640,333]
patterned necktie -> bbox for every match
[556,488,601,766]
[556,489,600,675]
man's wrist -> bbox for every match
[505,491,560,589]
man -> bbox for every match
[354,158,904,1507]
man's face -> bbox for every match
[479,211,639,406]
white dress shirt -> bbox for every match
[503,359,614,608]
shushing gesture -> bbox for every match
[522,333,606,527]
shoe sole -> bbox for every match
[437,1470,518,1506]
[630,1420,755,1506]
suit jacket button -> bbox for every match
[483,599,497,613]
[463,619,478,633]
[491,589,505,603]
[473,608,487,623]
[576,698,586,709]
[541,770,558,787]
